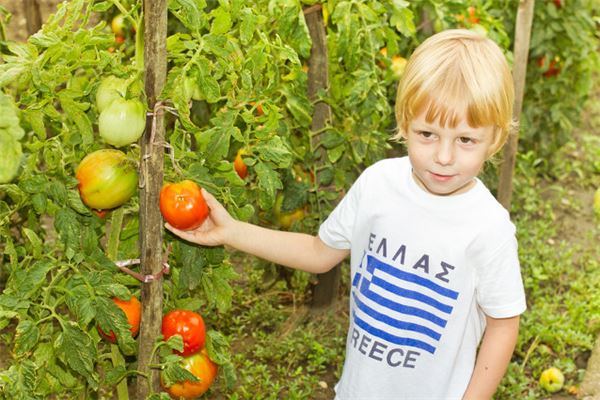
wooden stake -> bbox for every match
[304,6,339,310]
[497,0,535,211]
[136,1,167,397]
[23,0,42,35]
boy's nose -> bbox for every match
[434,142,454,165]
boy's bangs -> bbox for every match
[412,76,498,130]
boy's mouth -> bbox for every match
[429,171,455,182]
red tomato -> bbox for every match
[98,296,141,343]
[76,149,138,210]
[162,310,206,356]
[160,181,209,230]
[160,349,218,399]
[233,149,248,179]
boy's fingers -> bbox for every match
[201,188,221,209]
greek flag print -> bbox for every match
[351,254,460,355]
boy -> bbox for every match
[167,29,526,399]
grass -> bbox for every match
[203,98,600,399]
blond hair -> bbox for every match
[394,29,514,157]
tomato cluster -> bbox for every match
[161,310,218,398]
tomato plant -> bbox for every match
[97,296,141,343]
[160,349,218,399]
[160,180,209,231]
[76,149,138,210]
[98,97,146,147]
[162,310,206,356]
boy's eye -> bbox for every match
[458,136,474,144]
[419,131,434,138]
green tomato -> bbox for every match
[96,76,128,113]
[99,98,146,147]
[76,149,138,210]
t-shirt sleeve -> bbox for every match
[318,171,366,250]
[475,232,527,318]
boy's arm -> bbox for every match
[165,188,349,274]
[462,315,520,400]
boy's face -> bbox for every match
[405,109,494,196]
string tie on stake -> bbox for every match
[114,244,172,283]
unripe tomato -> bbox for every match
[160,181,209,231]
[98,296,141,343]
[162,310,206,356]
[99,98,147,147]
[111,14,125,36]
[274,193,305,230]
[233,149,248,179]
[96,76,128,113]
[161,349,218,399]
[76,149,138,210]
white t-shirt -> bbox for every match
[319,157,526,400]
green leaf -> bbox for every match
[239,9,257,45]
[176,241,205,291]
[210,7,232,35]
[197,57,221,103]
[200,264,236,312]
[254,136,292,168]
[65,285,95,327]
[8,261,51,300]
[54,208,81,257]
[67,190,91,215]
[160,354,198,387]
[22,228,43,259]
[56,322,98,389]
[255,162,283,210]
[15,320,40,356]
[0,131,22,184]
[94,297,136,356]
[57,91,93,146]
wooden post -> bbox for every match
[136,1,167,397]
[23,0,42,35]
[497,0,535,211]
[304,5,339,310]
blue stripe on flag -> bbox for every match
[358,280,448,327]
[352,272,362,288]
[371,276,454,314]
[367,255,459,300]
[353,311,436,354]
[353,293,441,340]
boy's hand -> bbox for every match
[165,188,235,247]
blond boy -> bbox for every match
[168,29,526,399]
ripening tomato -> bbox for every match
[274,192,305,230]
[76,149,138,210]
[467,6,480,24]
[114,35,125,45]
[162,310,206,356]
[99,97,147,147]
[233,149,248,179]
[96,76,128,113]
[111,14,125,36]
[160,181,209,230]
[98,296,141,343]
[160,349,218,399]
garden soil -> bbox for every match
[0,2,599,399]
